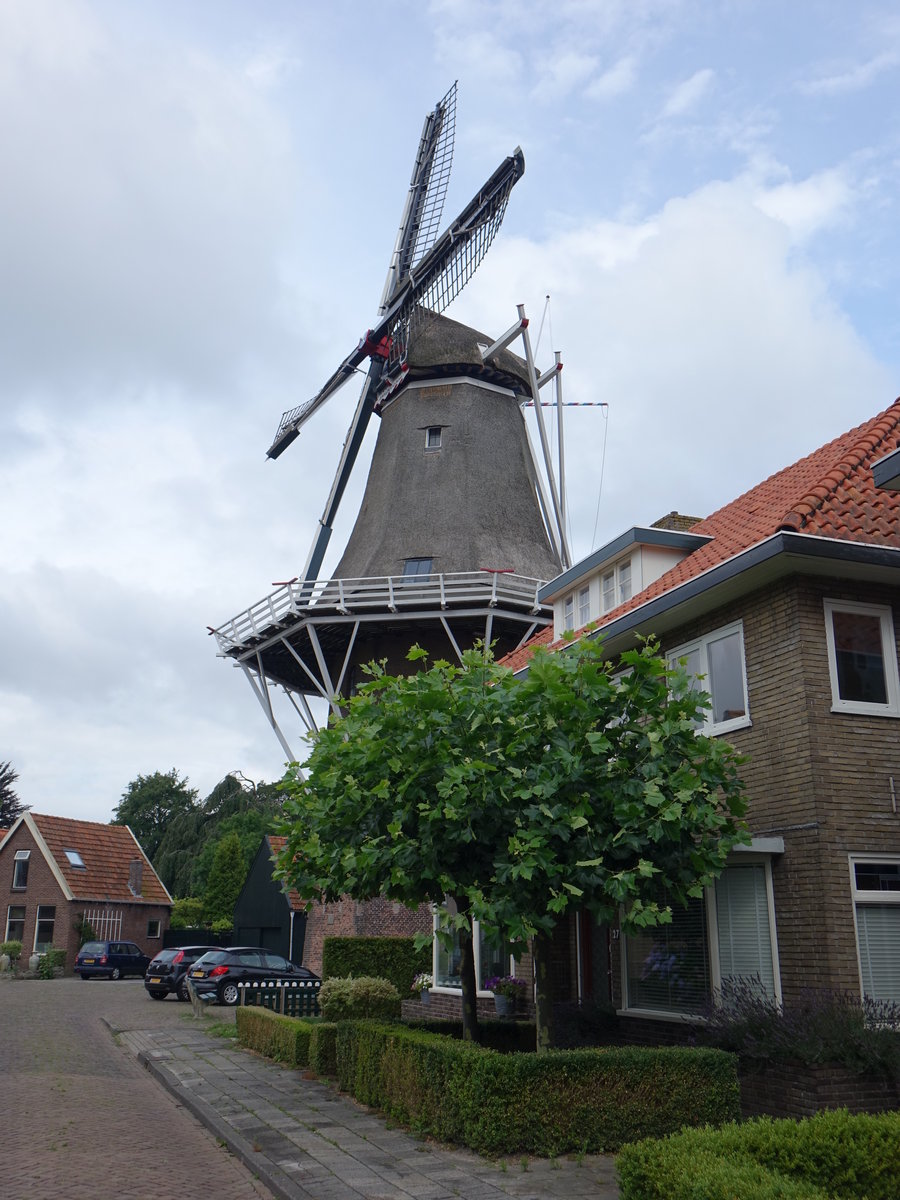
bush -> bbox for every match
[309,1023,338,1076]
[37,947,66,979]
[235,1007,313,1066]
[617,1109,900,1200]
[700,980,900,1079]
[169,896,204,930]
[1,939,22,967]
[317,976,401,1022]
[333,1021,739,1155]
[322,936,429,997]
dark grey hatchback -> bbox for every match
[144,944,219,1001]
[187,946,319,1006]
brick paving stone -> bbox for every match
[2,975,622,1200]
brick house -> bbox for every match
[1,812,172,972]
[497,397,900,1035]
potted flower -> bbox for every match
[411,972,433,1004]
[484,975,528,1016]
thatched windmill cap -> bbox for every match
[402,308,530,392]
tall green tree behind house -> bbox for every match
[0,761,27,826]
[111,769,198,859]
[276,639,747,1050]
[202,831,247,927]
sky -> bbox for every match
[4,0,900,823]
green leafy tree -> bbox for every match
[202,831,246,927]
[169,896,205,930]
[111,769,198,859]
[0,761,27,827]
[277,639,747,1050]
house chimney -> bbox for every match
[128,859,144,897]
[650,511,703,532]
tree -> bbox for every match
[277,639,747,1050]
[202,832,246,927]
[111,769,198,860]
[0,761,27,827]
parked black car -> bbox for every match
[144,944,219,1001]
[187,946,319,1006]
[75,940,151,980]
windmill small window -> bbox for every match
[425,426,443,451]
[403,558,433,577]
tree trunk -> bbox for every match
[533,929,554,1054]
[454,896,480,1043]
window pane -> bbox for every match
[403,558,433,577]
[435,920,463,988]
[715,865,775,997]
[12,859,28,889]
[618,560,632,604]
[855,863,900,892]
[564,595,574,628]
[832,611,888,704]
[578,587,590,627]
[479,932,507,989]
[34,906,56,953]
[601,571,615,611]
[707,631,746,724]
[856,906,900,1002]
[6,906,25,942]
[624,897,709,1014]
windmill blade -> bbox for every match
[267,147,525,461]
[379,82,457,314]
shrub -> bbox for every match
[317,976,400,1022]
[235,1007,313,1066]
[322,936,429,997]
[700,980,900,1079]
[37,947,66,979]
[1,939,22,968]
[309,1022,338,1076]
[618,1109,900,1200]
[169,896,204,930]
[333,1021,739,1155]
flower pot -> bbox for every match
[493,993,511,1017]
[419,988,430,1006]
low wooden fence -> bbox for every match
[237,979,321,1018]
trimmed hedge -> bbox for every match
[335,1021,740,1154]
[318,976,401,1022]
[309,1022,338,1077]
[617,1109,900,1200]
[404,1018,536,1053]
[235,1007,313,1067]
[322,936,429,997]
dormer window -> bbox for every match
[425,426,442,450]
[601,558,633,613]
[64,849,86,869]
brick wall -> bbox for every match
[301,896,432,976]
[739,1061,900,1119]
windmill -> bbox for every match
[211,84,572,760]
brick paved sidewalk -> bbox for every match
[122,1023,621,1200]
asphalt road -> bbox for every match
[0,973,272,1200]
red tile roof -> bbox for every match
[503,397,900,672]
[30,813,171,904]
[266,835,305,912]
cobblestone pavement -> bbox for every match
[2,975,621,1200]
[0,975,271,1199]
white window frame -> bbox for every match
[824,599,900,717]
[601,558,633,614]
[425,425,442,450]
[563,593,575,630]
[668,620,751,736]
[33,905,55,954]
[431,908,515,997]
[12,849,29,890]
[620,855,781,1020]
[5,904,25,943]
[849,854,900,1003]
[147,919,161,939]
[578,586,591,627]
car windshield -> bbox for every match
[80,942,106,955]
[151,950,179,963]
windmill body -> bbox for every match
[211,88,569,758]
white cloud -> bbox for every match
[754,168,854,242]
[585,55,638,100]
[798,52,898,97]
[533,51,599,102]
[660,67,715,119]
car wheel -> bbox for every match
[110,967,121,980]
[220,982,239,1006]
[80,973,90,980]
[177,980,190,1002]
[149,990,167,1000]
